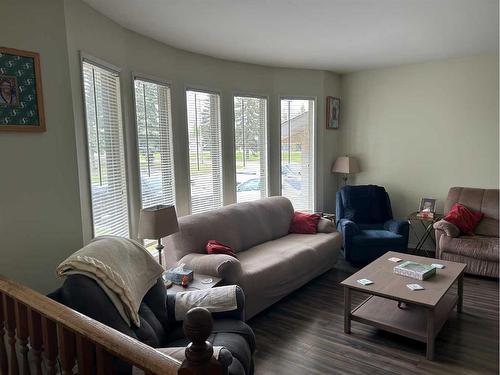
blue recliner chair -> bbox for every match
[336,185,409,265]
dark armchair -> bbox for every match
[336,185,409,265]
[49,275,255,375]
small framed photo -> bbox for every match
[419,198,436,213]
[0,47,45,132]
[326,96,340,129]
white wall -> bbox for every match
[0,0,83,292]
[63,0,341,243]
[339,54,499,247]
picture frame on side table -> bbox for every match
[0,47,45,132]
[419,198,436,213]
[326,96,340,129]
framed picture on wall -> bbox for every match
[326,96,340,129]
[0,47,46,132]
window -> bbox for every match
[82,60,129,237]
[186,89,223,214]
[134,78,175,209]
[280,98,315,211]
[234,95,268,203]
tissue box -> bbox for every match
[164,266,194,285]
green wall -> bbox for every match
[63,0,341,244]
[0,0,341,291]
[1,0,497,291]
[0,0,83,292]
[340,54,499,247]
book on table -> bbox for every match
[416,211,434,219]
[394,261,436,280]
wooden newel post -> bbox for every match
[178,307,226,375]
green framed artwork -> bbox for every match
[0,47,45,132]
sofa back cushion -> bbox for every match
[339,185,393,224]
[165,197,294,260]
[445,187,499,237]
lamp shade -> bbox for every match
[138,204,179,240]
[331,156,360,174]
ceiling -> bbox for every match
[82,0,498,73]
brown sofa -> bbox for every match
[434,187,499,278]
[164,197,342,319]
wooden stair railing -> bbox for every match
[0,276,225,375]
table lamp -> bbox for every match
[138,204,179,266]
[331,156,360,185]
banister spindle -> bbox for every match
[4,295,19,375]
[27,309,43,375]
[41,316,58,375]
[76,336,96,375]
[96,346,114,375]
[0,293,8,375]
[57,325,76,375]
[14,302,30,375]
[178,307,226,375]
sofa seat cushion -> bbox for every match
[351,230,406,247]
[237,233,340,298]
[440,235,499,262]
[284,232,342,263]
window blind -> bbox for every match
[234,95,268,203]
[134,78,175,209]
[82,60,129,237]
[280,98,315,211]
[186,90,223,214]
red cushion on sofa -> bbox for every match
[289,212,321,234]
[205,240,237,258]
[444,203,483,235]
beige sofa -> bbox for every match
[434,187,499,278]
[165,197,342,319]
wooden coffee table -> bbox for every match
[341,251,466,360]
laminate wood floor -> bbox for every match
[249,262,499,375]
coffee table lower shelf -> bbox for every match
[348,293,458,359]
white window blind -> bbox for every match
[134,78,175,209]
[234,95,268,203]
[82,60,129,237]
[186,90,223,214]
[280,98,315,211]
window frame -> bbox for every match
[184,85,224,214]
[278,95,318,212]
[79,52,130,238]
[131,72,176,210]
[231,92,270,203]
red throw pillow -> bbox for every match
[205,240,237,258]
[289,211,321,234]
[444,203,483,235]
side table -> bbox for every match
[407,212,443,257]
[164,273,222,294]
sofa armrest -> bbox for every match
[433,220,460,238]
[179,253,242,284]
[337,218,360,236]
[384,219,409,236]
[317,218,337,233]
[167,286,245,322]
[157,346,232,368]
